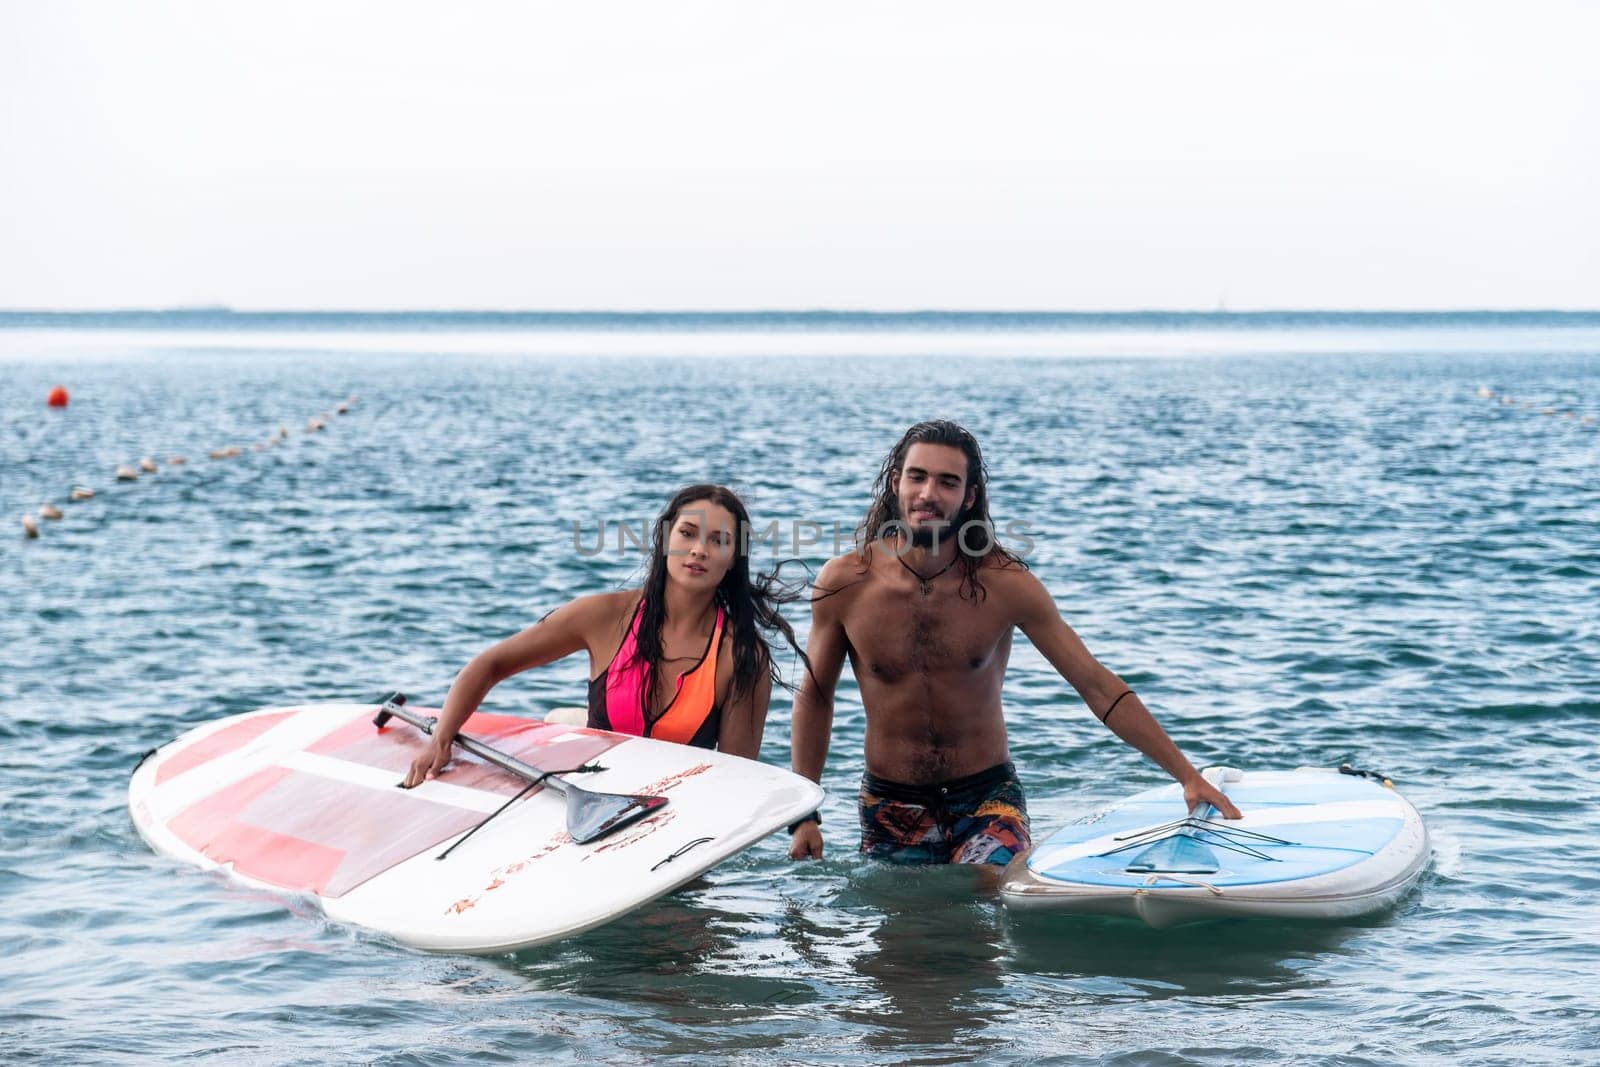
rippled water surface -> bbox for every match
[3,317,1598,1064]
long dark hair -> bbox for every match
[629,484,809,720]
[856,420,1027,600]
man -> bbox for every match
[787,420,1240,871]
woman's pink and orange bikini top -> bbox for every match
[586,600,725,750]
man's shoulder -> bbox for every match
[815,549,874,586]
[811,550,875,612]
[971,553,1051,611]
[976,551,1035,581]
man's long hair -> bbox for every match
[856,420,1026,600]
[630,484,809,723]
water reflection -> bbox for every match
[1000,910,1370,998]
[835,866,1011,1059]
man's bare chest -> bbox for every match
[841,589,1013,683]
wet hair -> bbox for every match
[630,484,810,721]
[856,420,1026,600]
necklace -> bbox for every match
[896,551,959,596]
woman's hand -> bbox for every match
[402,738,454,788]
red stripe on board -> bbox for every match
[166,764,497,897]
[167,765,348,894]
[303,714,378,757]
[188,823,347,896]
[156,711,297,785]
[167,766,295,849]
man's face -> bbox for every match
[894,443,976,546]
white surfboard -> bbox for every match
[129,700,823,953]
[1000,767,1428,928]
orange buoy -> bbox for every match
[47,385,70,408]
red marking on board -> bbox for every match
[445,830,572,917]
[637,762,715,796]
[582,809,679,860]
[155,711,297,785]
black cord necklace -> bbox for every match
[896,550,959,595]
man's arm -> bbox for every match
[787,558,854,859]
[1012,572,1242,819]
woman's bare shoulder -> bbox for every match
[561,588,641,636]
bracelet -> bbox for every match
[1100,689,1135,724]
[787,811,821,835]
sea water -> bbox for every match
[2,313,1598,1064]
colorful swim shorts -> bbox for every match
[858,761,1031,866]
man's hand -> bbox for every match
[401,739,453,789]
[1184,775,1243,819]
[788,821,824,860]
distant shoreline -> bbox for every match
[4,309,1600,331]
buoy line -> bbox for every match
[20,393,359,541]
[1474,386,1596,428]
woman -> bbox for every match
[402,484,803,786]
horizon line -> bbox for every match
[4,306,1600,317]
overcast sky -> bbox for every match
[3,1,1596,310]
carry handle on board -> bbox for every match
[373,693,668,845]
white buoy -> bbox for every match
[115,465,138,481]
[71,486,95,501]
[40,504,63,520]
[168,456,188,466]
[1477,386,1493,399]
[139,457,158,473]
[21,514,40,539]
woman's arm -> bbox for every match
[717,650,773,760]
[400,592,624,787]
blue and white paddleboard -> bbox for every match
[1000,767,1427,927]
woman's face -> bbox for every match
[665,498,738,592]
